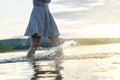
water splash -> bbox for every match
[34,40,77,59]
[0,40,76,64]
[1,40,116,64]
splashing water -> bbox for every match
[34,40,77,59]
[0,40,76,64]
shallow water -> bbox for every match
[0,59,120,80]
[0,60,101,80]
[0,43,120,80]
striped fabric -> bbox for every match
[24,0,60,37]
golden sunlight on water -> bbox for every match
[1,43,120,57]
[64,43,120,55]
[0,43,120,80]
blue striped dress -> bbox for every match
[24,0,60,37]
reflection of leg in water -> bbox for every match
[54,60,63,80]
[30,60,63,80]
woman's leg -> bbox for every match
[27,34,41,58]
[48,36,63,55]
[48,36,61,46]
